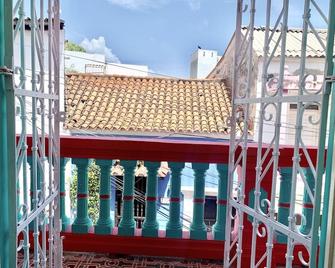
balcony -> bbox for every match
[22,135,318,267]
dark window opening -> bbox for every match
[289,103,319,110]
[204,196,217,230]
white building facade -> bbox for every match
[190,49,221,79]
[64,50,149,77]
[208,27,326,146]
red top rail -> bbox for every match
[23,135,320,166]
[62,135,230,163]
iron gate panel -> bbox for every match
[224,1,335,267]
[13,0,62,267]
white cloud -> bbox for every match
[107,0,165,10]
[107,0,201,11]
[80,36,120,63]
[186,0,201,10]
[202,19,209,28]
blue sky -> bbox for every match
[61,0,329,78]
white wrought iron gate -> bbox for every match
[14,0,62,267]
[224,0,335,267]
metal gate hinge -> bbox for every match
[0,66,13,75]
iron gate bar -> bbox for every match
[224,0,243,266]
[224,0,257,267]
[17,191,59,234]
[258,1,289,267]
[317,0,335,266]
[250,0,272,265]
[51,1,62,266]
[230,199,311,246]
[14,89,59,100]
[0,0,17,266]
[235,94,323,104]
[286,1,313,265]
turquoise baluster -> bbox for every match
[60,157,70,231]
[72,158,92,233]
[190,163,209,240]
[95,160,114,234]
[166,162,184,238]
[212,164,228,240]
[118,160,137,236]
[27,156,41,229]
[299,167,315,235]
[27,156,41,209]
[142,162,160,237]
[277,167,293,243]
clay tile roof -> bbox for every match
[64,74,233,136]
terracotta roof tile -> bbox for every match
[64,74,233,136]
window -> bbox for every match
[85,64,106,74]
[289,103,319,110]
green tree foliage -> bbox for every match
[65,40,86,52]
[70,160,100,224]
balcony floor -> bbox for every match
[62,252,223,267]
[18,252,223,267]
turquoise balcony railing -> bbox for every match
[23,135,319,265]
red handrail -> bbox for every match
[21,135,321,166]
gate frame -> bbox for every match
[0,0,17,266]
[224,1,335,267]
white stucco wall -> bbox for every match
[190,49,221,79]
[64,50,106,73]
[253,57,324,146]
[65,50,149,77]
[105,63,148,77]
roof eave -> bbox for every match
[67,128,231,141]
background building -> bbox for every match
[64,50,149,77]
[208,27,326,146]
[190,48,221,79]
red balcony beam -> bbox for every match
[21,135,322,166]
[245,142,321,167]
[19,230,313,264]
[61,231,224,260]
[59,135,231,163]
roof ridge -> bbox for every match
[241,26,327,32]
[65,73,226,83]
[13,17,65,30]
